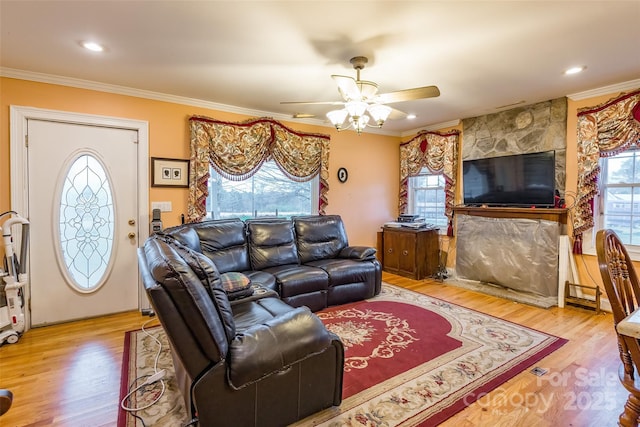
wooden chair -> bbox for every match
[596,229,640,426]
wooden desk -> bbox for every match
[617,308,640,338]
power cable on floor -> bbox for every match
[120,318,166,424]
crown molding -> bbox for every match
[0,67,313,124]
[14,68,634,137]
[567,78,640,100]
[401,119,461,138]
[0,67,404,137]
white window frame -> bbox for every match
[407,167,448,234]
[581,149,640,261]
[205,160,319,220]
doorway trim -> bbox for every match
[9,106,150,327]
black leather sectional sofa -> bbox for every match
[138,214,381,426]
[161,214,382,311]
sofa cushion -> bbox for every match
[293,215,349,263]
[228,306,332,389]
[231,295,294,331]
[264,264,328,297]
[247,219,299,270]
[220,272,253,300]
[243,270,277,293]
[194,219,251,273]
[165,226,201,252]
[306,258,377,286]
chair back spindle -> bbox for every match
[596,229,640,426]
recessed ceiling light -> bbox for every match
[564,66,586,75]
[407,114,416,120]
[82,41,104,52]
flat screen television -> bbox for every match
[462,151,556,207]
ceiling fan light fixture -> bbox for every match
[367,104,392,126]
[326,109,348,129]
[327,102,391,134]
[345,101,368,119]
[349,114,370,134]
[283,56,440,135]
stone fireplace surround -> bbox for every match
[454,97,567,302]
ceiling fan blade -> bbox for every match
[376,85,440,104]
[331,75,360,101]
[280,100,344,106]
[388,107,408,120]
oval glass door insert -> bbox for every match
[57,153,115,292]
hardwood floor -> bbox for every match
[0,272,626,426]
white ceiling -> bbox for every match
[1,1,639,135]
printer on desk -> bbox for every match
[383,215,438,230]
[397,214,420,223]
[398,214,427,228]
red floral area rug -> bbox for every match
[294,285,567,426]
[118,284,566,427]
[318,299,463,400]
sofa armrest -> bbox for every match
[339,245,377,261]
[228,307,333,389]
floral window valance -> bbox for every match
[188,116,330,222]
[399,129,460,235]
[574,89,640,253]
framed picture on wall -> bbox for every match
[151,157,189,187]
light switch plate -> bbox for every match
[151,201,172,212]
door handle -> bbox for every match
[128,232,136,239]
[128,219,136,226]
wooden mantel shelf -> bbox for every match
[453,206,568,223]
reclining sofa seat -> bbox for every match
[139,234,344,427]
[164,214,382,312]
[293,215,382,307]
[245,217,330,311]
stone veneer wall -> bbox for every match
[457,98,568,302]
[461,97,567,194]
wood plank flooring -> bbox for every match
[0,273,627,426]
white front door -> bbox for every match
[26,119,141,326]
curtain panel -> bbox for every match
[399,130,460,236]
[188,116,330,223]
[574,89,640,253]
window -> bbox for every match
[407,168,448,231]
[206,160,318,219]
[57,154,114,292]
[598,149,640,247]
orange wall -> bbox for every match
[2,76,634,289]
[0,77,401,247]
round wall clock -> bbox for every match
[337,167,348,183]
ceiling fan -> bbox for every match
[281,56,440,133]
